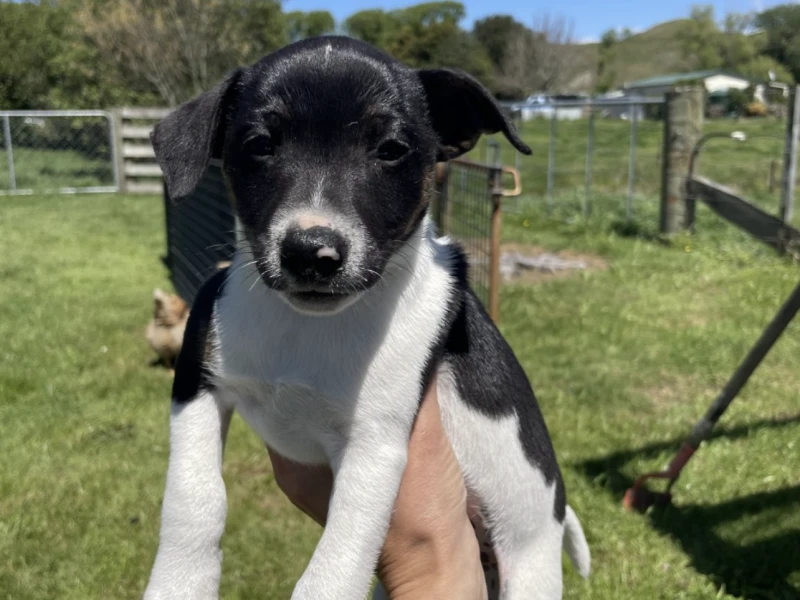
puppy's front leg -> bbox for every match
[145,391,232,600]
[291,432,410,600]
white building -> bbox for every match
[624,70,771,103]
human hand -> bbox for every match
[268,376,488,600]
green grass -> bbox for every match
[1,193,799,599]
[473,117,799,230]
[0,148,113,192]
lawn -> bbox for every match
[1,191,798,599]
[0,148,114,193]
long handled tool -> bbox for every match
[623,280,800,512]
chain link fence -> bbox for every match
[0,111,118,195]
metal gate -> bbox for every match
[0,110,118,195]
[433,159,521,321]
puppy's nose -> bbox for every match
[280,226,347,282]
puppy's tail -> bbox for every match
[563,505,591,579]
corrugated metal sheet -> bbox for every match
[163,164,236,305]
[626,70,749,89]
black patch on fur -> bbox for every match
[151,71,242,200]
[422,244,566,523]
[172,268,228,403]
[417,245,469,402]
[418,68,532,160]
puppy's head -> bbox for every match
[152,37,530,315]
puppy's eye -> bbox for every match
[244,136,275,157]
[376,140,410,162]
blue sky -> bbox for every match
[283,0,792,41]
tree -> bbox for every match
[386,1,466,66]
[344,9,399,47]
[75,0,285,106]
[0,2,67,109]
[677,6,725,70]
[756,4,800,82]
[345,3,493,86]
[676,5,792,84]
[0,1,150,109]
[473,15,525,71]
[286,11,335,42]
[596,29,617,93]
[501,13,578,93]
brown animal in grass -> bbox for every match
[146,289,189,370]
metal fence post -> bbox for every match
[107,111,121,192]
[626,102,639,221]
[547,111,556,217]
[489,166,503,323]
[780,86,799,224]
[3,115,16,191]
[110,108,127,194]
[488,137,501,166]
[584,108,594,217]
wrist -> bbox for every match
[379,518,486,600]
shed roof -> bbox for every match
[626,70,753,89]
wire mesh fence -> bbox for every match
[435,160,495,310]
[0,111,118,195]
[432,159,515,321]
[481,96,800,230]
[482,98,665,222]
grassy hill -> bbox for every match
[565,20,694,92]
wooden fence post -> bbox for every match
[780,85,800,224]
[660,87,704,234]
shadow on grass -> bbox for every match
[608,218,667,244]
[576,414,800,599]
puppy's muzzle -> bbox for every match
[280,226,348,284]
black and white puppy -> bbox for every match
[144,37,590,600]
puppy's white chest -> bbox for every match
[228,377,346,463]
[216,312,380,463]
[212,229,454,465]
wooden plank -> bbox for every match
[126,181,163,194]
[121,125,153,139]
[123,143,155,158]
[121,107,171,120]
[691,175,800,253]
[124,162,162,177]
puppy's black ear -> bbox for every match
[418,68,531,160]
[151,70,241,200]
